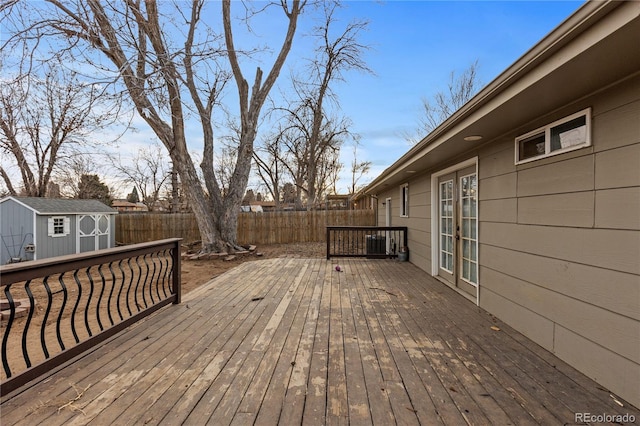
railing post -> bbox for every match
[326,227,331,259]
[172,239,182,304]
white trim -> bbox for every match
[48,216,70,238]
[32,212,37,261]
[515,107,592,165]
[400,183,409,218]
[430,157,479,306]
[458,171,479,286]
[0,196,116,216]
[0,196,37,214]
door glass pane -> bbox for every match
[459,172,478,284]
[462,198,470,217]
[470,262,477,283]
[440,179,454,273]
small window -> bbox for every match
[400,183,409,217]
[48,216,70,237]
[515,108,591,164]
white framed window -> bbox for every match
[400,183,409,217]
[515,107,591,164]
[48,216,70,237]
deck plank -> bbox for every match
[278,261,326,425]
[231,260,315,425]
[2,258,639,426]
[348,261,397,425]
[300,261,330,426]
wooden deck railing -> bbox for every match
[326,226,408,259]
[0,238,181,396]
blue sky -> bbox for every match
[294,0,586,191]
[0,0,587,197]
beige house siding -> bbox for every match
[377,173,432,269]
[374,74,640,406]
[478,74,640,406]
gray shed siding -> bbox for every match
[35,214,77,259]
[374,75,640,406]
[0,200,35,264]
[1,197,117,263]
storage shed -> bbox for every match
[0,196,117,264]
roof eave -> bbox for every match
[364,0,624,195]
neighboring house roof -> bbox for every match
[0,196,117,215]
[365,0,640,194]
[112,200,148,211]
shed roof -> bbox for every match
[0,196,117,215]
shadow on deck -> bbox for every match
[1,258,637,425]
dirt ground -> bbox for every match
[180,242,326,294]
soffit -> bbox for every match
[367,2,640,193]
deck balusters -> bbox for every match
[71,270,82,344]
[116,260,126,321]
[326,226,408,259]
[1,239,182,396]
[41,276,53,359]
[55,273,67,351]
[107,262,117,326]
[96,264,106,331]
[2,289,15,376]
[84,267,95,337]
[22,281,35,369]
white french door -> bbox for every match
[437,166,478,299]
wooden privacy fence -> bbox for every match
[115,210,376,245]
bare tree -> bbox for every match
[4,0,305,252]
[264,3,371,209]
[408,60,481,143]
[110,142,170,211]
[54,154,101,198]
[349,142,371,195]
[0,62,117,197]
[253,130,287,210]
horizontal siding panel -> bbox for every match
[479,199,517,223]
[479,173,517,201]
[593,100,640,152]
[591,74,640,118]
[480,222,640,275]
[517,192,594,227]
[595,187,640,230]
[479,285,554,351]
[517,155,594,197]
[409,193,429,211]
[595,143,640,190]
[478,145,516,179]
[480,244,640,321]
[554,325,640,409]
[480,267,639,363]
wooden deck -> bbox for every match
[1,258,637,425]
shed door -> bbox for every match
[437,166,478,299]
[78,214,110,253]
